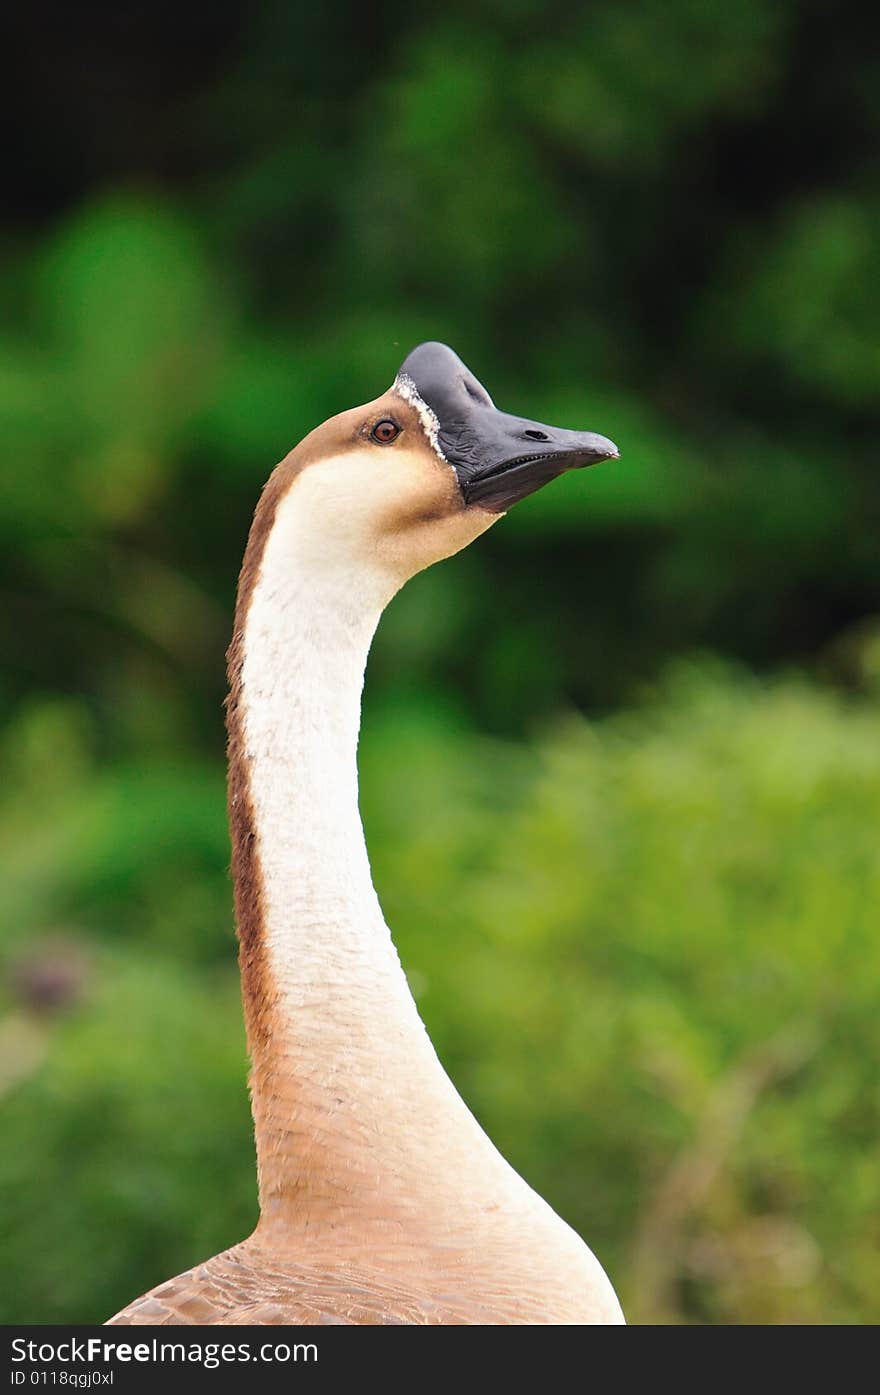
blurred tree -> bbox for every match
[3,0,879,732]
[2,668,879,1323]
[1,0,878,1325]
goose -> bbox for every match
[107,342,625,1326]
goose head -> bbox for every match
[272,341,618,595]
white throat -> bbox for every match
[239,486,509,1223]
[242,491,413,1033]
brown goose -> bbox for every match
[108,342,624,1325]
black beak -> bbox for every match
[395,342,618,513]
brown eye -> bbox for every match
[370,418,400,444]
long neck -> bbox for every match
[227,489,503,1240]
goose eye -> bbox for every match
[370,418,401,444]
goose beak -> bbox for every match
[453,415,618,512]
[396,341,618,513]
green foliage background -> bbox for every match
[2,1,878,1324]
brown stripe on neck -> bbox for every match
[224,451,305,1056]
[224,407,384,1207]
[224,389,403,1060]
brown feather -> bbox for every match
[108,392,623,1327]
